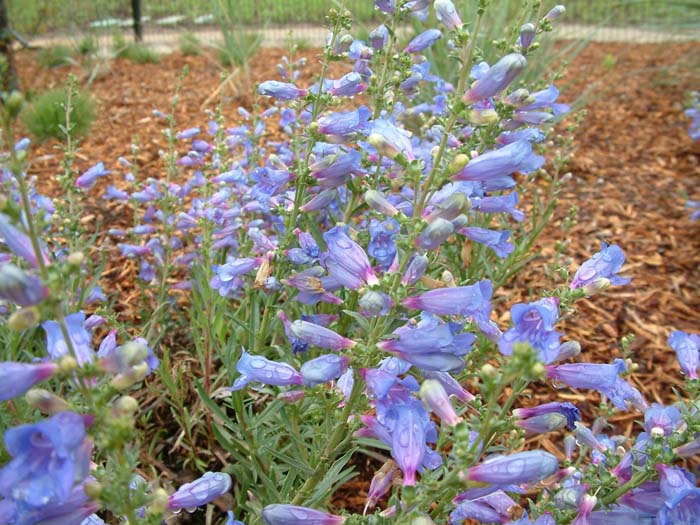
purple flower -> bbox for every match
[644,403,681,436]
[75,162,109,190]
[0,361,58,401]
[317,107,371,139]
[401,254,429,286]
[465,450,559,485]
[570,243,631,291]
[176,127,200,140]
[230,349,302,391]
[0,412,92,508]
[415,218,456,251]
[546,359,626,391]
[368,119,415,161]
[668,330,700,379]
[328,72,366,97]
[460,227,514,258]
[167,472,232,510]
[464,54,528,103]
[262,505,345,525]
[405,29,442,53]
[387,402,429,485]
[453,140,545,190]
[0,263,49,306]
[278,312,356,353]
[368,218,399,270]
[258,81,307,100]
[43,312,94,366]
[420,379,460,425]
[514,402,581,433]
[300,354,350,386]
[0,213,51,269]
[451,490,517,524]
[434,0,462,30]
[374,0,394,14]
[366,461,399,511]
[499,297,562,363]
[545,5,566,21]
[369,25,389,50]
[310,149,365,188]
[321,226,379,289]
[518,23,536,50]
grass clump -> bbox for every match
[37,45,74,68]
[22,87,95,141]
[113,33,160,64]
[76,35,99,56]
[180,32,202,56]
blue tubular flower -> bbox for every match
[420,379,460,426]
[75,162,109,190]
[450,490,517,524]
[167,472,232,510]
[454,140,544,190]
[0,262,48,306]
[514,402,581,432]
[262,504,345,525]
[300,354,350,387]
[310,149,365,188]
[368,119,415,161]
[387,402,428,486]
[405,29,442,53]
[368,218,399,269]
[464,53,528,102]
[278,312,356,353]
[321,226,379,289]
[230,349,302,391]
[415,218,455,251]
[423,371,475,402]
[465,451,559,485]
[686,107,700,140]
[369,24,389,50]
[460,227,514,258]
[317,106,371,140]
[545,359,626,391]
[570,243,631,291]
[377,314,474,372]
[0,361,58,401]
[401,253,429,286]
[473,192,525,222]
[43,312,94,366]
[498,297,562,363]
[0,213,51,269]
[657,465,700,509]
[644,403,681,436]
[518,23,536,50]
[434,0,462,30]
[402,281,493,330]
[328,72,366,97]
[0,412,92,508]
[604,376,648,411]
[668,330,700,379]
[258,81,307,100]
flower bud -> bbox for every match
[149,488,170,515]
[519,23,536,50]
[425,193,470,222]
[277,390,305,403]
[414,218,454,250]
[554,341,581,362]
[365,189,398,216]
[359,290,390,316]
[111,362,149,390]
[481,363,497,377]
[262,504,346,525]
[545,5,566,21]
[503,88,532,107]
[0,263,48,306]
[67,251,85,266]
[84,480,103,500]
[401,254,429,286]
[449,153,470,173]
[167,472,232,511]
[420,379,460,426]
[113,395,139,416]
[6,90,24,118]
[58,355,79,374]
[582,277,611,296]
[365,460,398,511]
[468,108,499,125]
[434,0,462,30]
[8,306,41,331]
[464,54,528,102]
[25,388,70,413]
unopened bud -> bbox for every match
[411,516,436,525]
[650,426,665,439]
[426,193,470,222]
[503,88,532,107]
[66,251,85,266]
[58,355,78,374]
[468,108,499,126]
[531,362,545,377]
[5,90,24,118]
[84,480,103,500]
[8,306,40,331]
[519,23,536,50]
[149,488,170,515]
[545,5,566,21]
[113,395,139,415]
[365,189,398,216]
[481,363,497,377]
[0,193,7,209]
[583,277,611,295]
[449,153,469,173]
[420,379,460,426]
[26,388,71,414]
[111,362,149,390]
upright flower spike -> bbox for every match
[321,226,379,289]
[230,349,303,391]
[570,243,631,291]
[261,504,346,525]
[0,361,58,401]
[668,330,700,379]
[464,54,528,103]
[465,451,559,485]
[167,472,232,511]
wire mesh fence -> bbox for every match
[9,0,700,47]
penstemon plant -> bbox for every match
[1,2,700,525]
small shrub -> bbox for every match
[76,34,99,56]
[37,45,74,68]
[113,33,159,64]
[180,32,202,56]
[22,88,95,141]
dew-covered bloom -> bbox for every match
[43,312,94,366]
[454,140,544,190]
[328,72,366,97]
[415,218,455,251]
[570,243,631,291]
[546,359,626,391]
[644,403,681,436]
[75,162,109,190]
[258,81,307,100]
[0,412,92,508]
[434,0,462,30]
[465,451,559,485]
[0,262,48,306]
[377,314,474,372]
[668,330,700,379]
[211,257,261,297]
[450,490,518,524]
[0,213,51,269]
[514,402,580,433]
[0,361,58,401]
[317,106,371,139]
[405,29,442,53]
[402,281,493,331]
[230,349,302,391]
[401,253,429,286]
[262,504,345,525]
[278,312,356,353]
[460,227,515,258]
[387,401,431,485]
[310,149,365,188]
[300,354,350,387]
[464,54,528,103]
[499,297,562,364]
[419,379,459,425]
[368,119,415,161]
[369,218,399,269]
[167,472,232,510]
[321,226,379,289]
